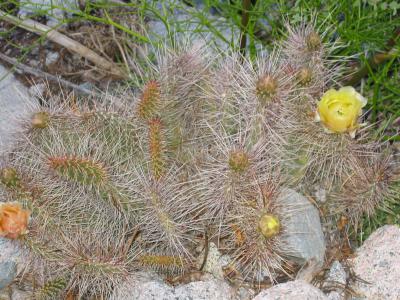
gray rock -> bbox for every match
[146,0,239,52]
[18,0,79,26]
[348,225,400,300]
[279,189,326,265]
[0,64,36,155]
[45,51,60,66]
[0,262,16,290]
[0,238,23,290]
[253,280,328,300]
[10,288,30,300]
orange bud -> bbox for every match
[0,202,30,239]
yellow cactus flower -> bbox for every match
[259,213,280,239]
[316,86,367,137]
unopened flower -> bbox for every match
[0,202,30,239]
[316,86,367,137]
[258,213,280,239]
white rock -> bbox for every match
[111,272,237,300]
[196,242,231,280]
[174,279,235,300]
[111,272,174,300]
[349,225,400,300]
[0,64,36,155]
[279,189,326,265]
[324,261,347,300]
[253,280,328,300]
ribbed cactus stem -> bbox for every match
[148,118,165,180]
[138,81,161,120]
[34,277,67,300]
[48,156,107,186]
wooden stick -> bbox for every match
[0,9,128,79]
[0,52,102,97]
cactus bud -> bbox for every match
[228,150,249,173]
[256,75,278,102]
[0,168,20,188]
[32,112,50,129]
[306,31,321,51]
[258,213,280,238]
[297,67,312,85]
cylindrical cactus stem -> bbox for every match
[48,155,108,187]
[148,118,166,180]
[34,277,68,300]
[137,81,162,121]
[138,253,187,274]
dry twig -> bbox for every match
[0,9,128,79]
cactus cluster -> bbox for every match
[0,23,399,298]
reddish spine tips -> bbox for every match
[138,81,161,120]
[148,118,165,180]
[48,156,107,186]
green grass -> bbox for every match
[1,0,399,241]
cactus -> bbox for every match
[0,24,399,298]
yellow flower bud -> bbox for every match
[317,86,367,135]
[32,112,50,129]
[259,213,280,239]
[228,150,249,173]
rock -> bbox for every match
[196,242,231,280]
[10,288,30,300]
[324,261,347,300]
[45,51,60,66]
[174,279,235,300]
[279,189,326,265]
[349,225,400,300]
[253,280,328,300]
[146,0,239,51]
[0,64,36,155]
[111,272,237,300]
[0,238,23,290]
[111,272,174,300]
[0,262,16,290]
[18,0,78,26]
